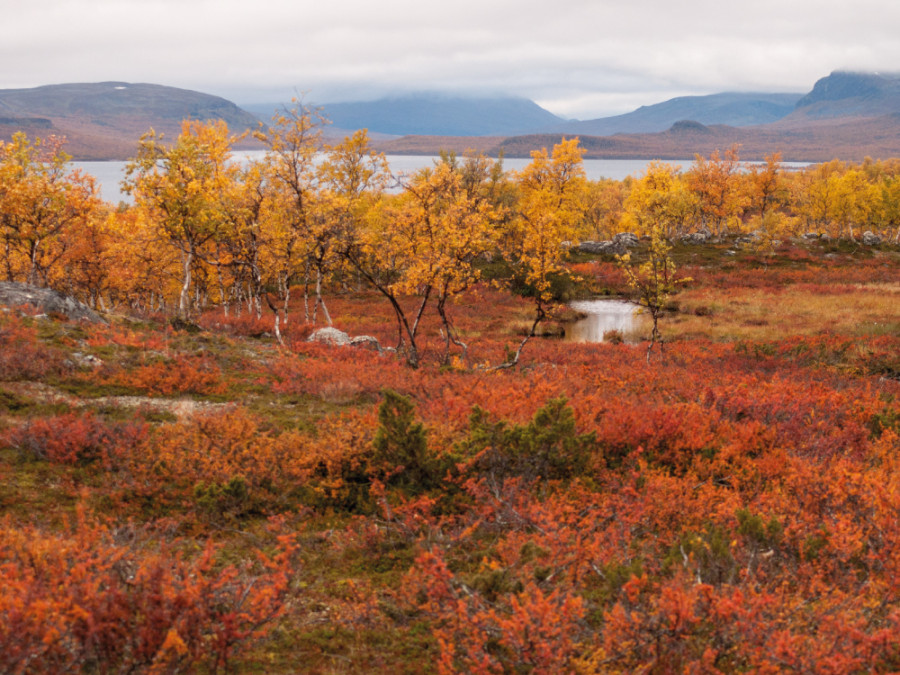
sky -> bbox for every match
[3,0,900,119]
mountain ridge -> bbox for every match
[3,71,900,161]
[545,92,803,136]
[0,82,261,159]
[245,93,567,137]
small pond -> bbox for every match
[564,299,647,343]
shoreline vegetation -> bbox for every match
[0,112,899,672]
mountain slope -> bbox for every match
[777,70,900,123]
[0,82,261,159]
[547,92,802,136]
[377,71,900,161]
[376,114,900,162]
[314,94,567,137]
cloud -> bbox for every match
[2,0,899,118]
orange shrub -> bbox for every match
[4,411,147,467]
[0,314,64,380]
[116,354,226,397]
[0,513,298,674]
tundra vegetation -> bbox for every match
[0,111,899,673]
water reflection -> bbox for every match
[564,299,645,343]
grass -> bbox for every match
[670,286,900,342]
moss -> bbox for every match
[0,387,33,414]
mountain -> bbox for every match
[312,94,566,137]
[546,92,802,136]
[4,71,900,162]
[376,71,900,162]
[777,70,900,122]
[374,113,900,162]
[0,82,261,159]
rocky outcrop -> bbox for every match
[307,327,352,346]
[576,232,640,256]
[307,327,384,353]
[861,231,882,245]
[577,240,625,256]
[0,282,105,323]
[613,232,640,247]
[681,229,712,244]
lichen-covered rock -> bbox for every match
[306,327,352,346]
[862,231,882,245]
[307,328,384,353]
[0,282,105,323]
[613,232,640,247]
[681,231,710,244]
[576,240,625,256]
[350,335,383,352]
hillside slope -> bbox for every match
[377,71,900,161]
[0,82,262,159]
[548,92,802,136]
[775,70,900,125]
[315,94,567,136]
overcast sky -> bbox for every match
[2,0,899,119]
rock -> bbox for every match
[0,282,105,323]
[307,328,384,354]
[69,351,104,368]
[307,327,352,346]
[350,335,382,352]
[681,231,710,245]
[613,232,640,247]
[862,231,882,245]
[802,232,821,240]
[576,240,625,256]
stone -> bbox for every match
[307,328,385,354]
[350,335,383,352]
[576,240,625,256]
[861,231,882,245]
[69,352,104,368]
[0,282,105,323]
[613,232,640,247]
[306,327,352,346]
[681,231,710,244]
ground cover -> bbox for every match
[0,239,898,673]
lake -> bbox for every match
[72,155,696,204]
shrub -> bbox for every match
[457,397,597,483]
[0,315,64,380]
[4,411,147,467]
[372,389,452,494]
[0,515,297,674]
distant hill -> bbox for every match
[547,92,802,136]
[5,71,900,162]
[0,82,261,159]
[376,114,900,163]
[310,94,567,137]
[776,71,900,123]
[376,71,900,162]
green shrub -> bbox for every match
[372,390,452,494]
[458,397,597,483]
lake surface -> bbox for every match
[564,299,647,343]
[72,156,695,204]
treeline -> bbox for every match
[2,109,899,339]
